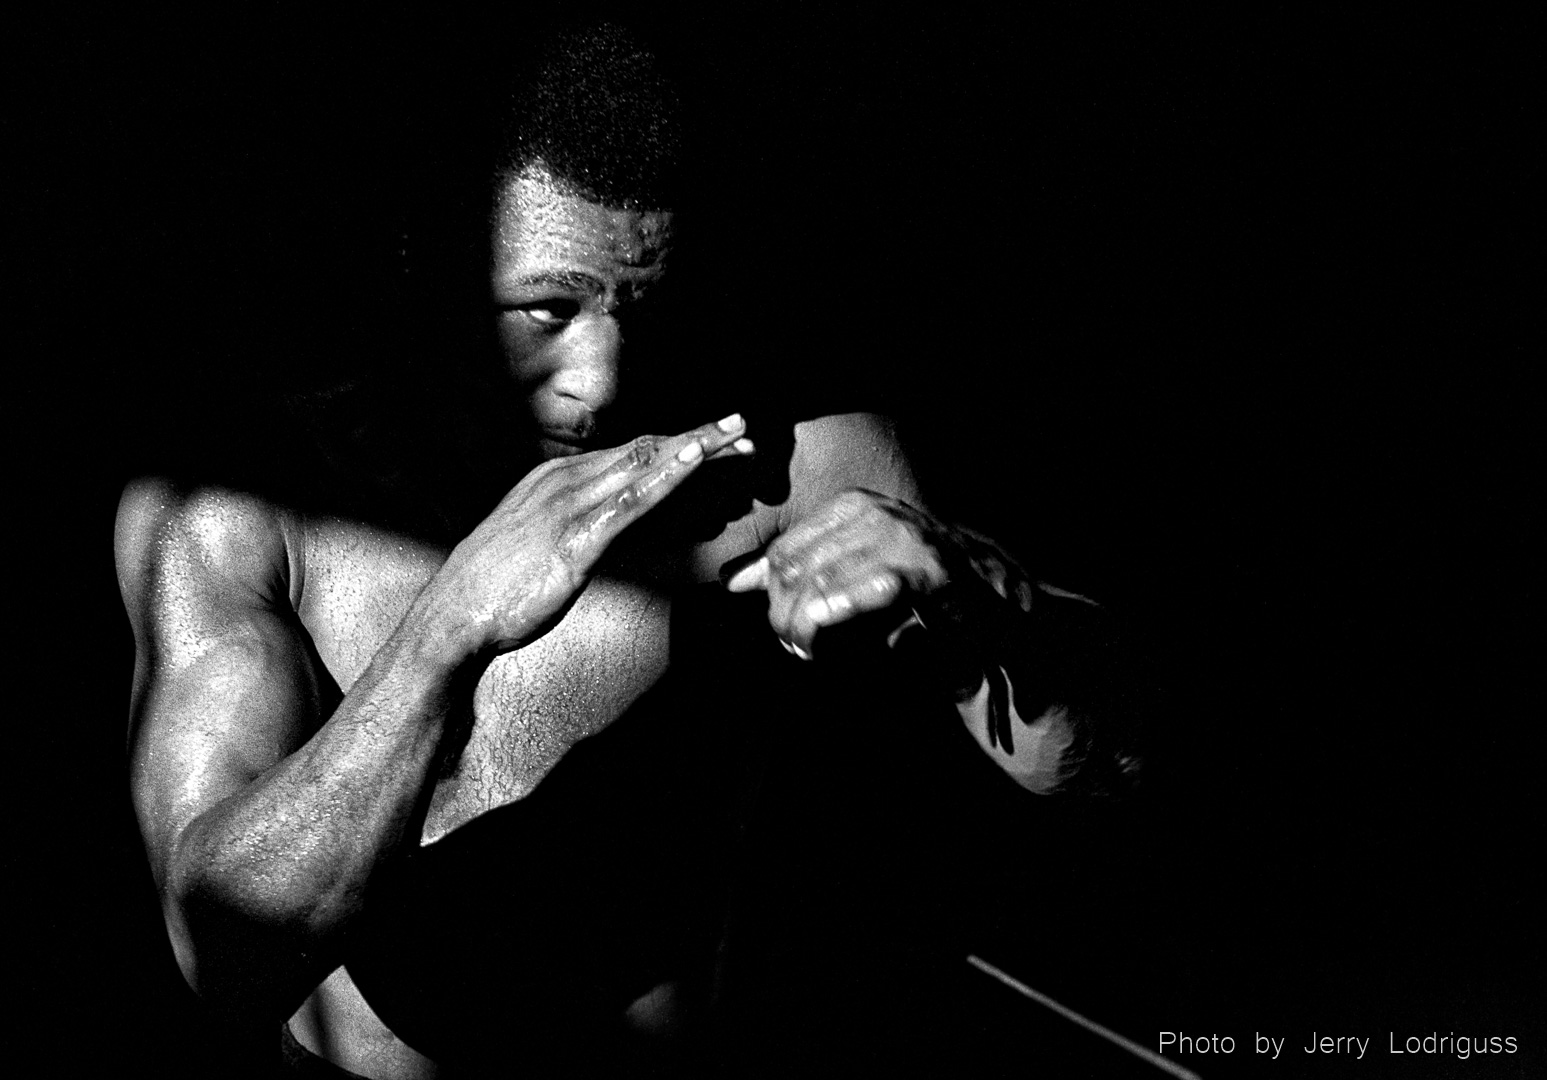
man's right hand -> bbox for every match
[415,413,752,660]
[113,413,749,1021]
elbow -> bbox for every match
[160,860,266,1012]
[160,898,208,1000]
[160,845,329,1018]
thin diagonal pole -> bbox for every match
[966,954,1203,1080]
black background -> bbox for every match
[11,4,1539,1077]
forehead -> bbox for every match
[491,168,673,286]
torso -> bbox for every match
[123,412,912,1076]
[284,498,775,1077]
[296,519,691,845]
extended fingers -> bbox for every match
[724,555,770,593]
[558,414,751,560]
[582,413,749,508]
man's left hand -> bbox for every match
[724,489,1032,664]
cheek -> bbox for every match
[495,320,550,386]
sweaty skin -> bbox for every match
[119,165,1102,1078]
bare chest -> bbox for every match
[295,523,676,844]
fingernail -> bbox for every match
[717,413,744,432]
[733,437,755,454]
[725,557,770,592]
[779,639,811,660]
[677,440,703,463]
[885,610,926,649]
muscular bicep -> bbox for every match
[118,481,331,890]
[129,615,331,884]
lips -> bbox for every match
[538,429,594,457]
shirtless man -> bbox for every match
[116,25,1139,1077]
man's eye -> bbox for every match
[519,299,581,327]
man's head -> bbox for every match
[488,23,684,460]
[492,21,682,213]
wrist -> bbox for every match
[395,593,490,677]
[890,608,990,702]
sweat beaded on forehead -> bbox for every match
[492,167,673,276]
[493,22,684,214]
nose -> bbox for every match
[548,313,622,418]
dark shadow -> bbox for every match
[19,7,1538,1076]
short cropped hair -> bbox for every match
[493,22,683,211]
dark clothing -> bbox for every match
[342,585,1058,1076]
[343,586,781,1073]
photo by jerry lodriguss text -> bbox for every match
[1158,1031,1519,1061]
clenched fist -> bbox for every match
[726,488,1034,657]
[725,488,1056,755]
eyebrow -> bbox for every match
[502,269,607,295]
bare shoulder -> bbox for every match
[786,412,926,522]
[115,477,299,627]
[118,478,328,877]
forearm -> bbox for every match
[952,674,1074,793]
[736,474,1148,795]
[164,615,470,1016]
[140,418,753,1019]
[937,585,1145,796]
